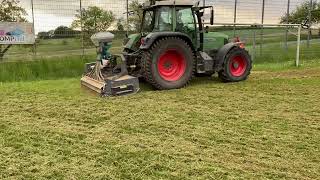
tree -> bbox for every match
[72,6,115,33]
[0,0,27,60]
[53,26,80,38]
[128,0,143,32]
[117,18,124,31]
[280,1,320,24]
[37,31,50,39]
[71,6,115,46]
[54,26,71,38]
[281,1,320,39]
[48,30,55,38]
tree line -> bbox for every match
[37,1,142,39]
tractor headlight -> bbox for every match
[140,37,149,46]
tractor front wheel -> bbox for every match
[143,37,195,90]
[218,47,252,82]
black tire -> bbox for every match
[142,37,195,90]
[218,47,252,82]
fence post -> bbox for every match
[233,0,237,37]
[296,25,301,67]
[80,0,84,57]
[260,0,265,55]
[307,0,313,48]
[31,0,36,57]
[285,0,290,51]
[126,0,129,35]
[253,29,256,62]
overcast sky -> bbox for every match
[19,0,306,34]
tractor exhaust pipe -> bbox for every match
[210,7,214,25]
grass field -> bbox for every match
[0,56,93,82]
[0,63,319,179]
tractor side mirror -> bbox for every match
[210,8,214,25]
[198,11,204,17]
[127,11,135,16]
[301,19,310,29]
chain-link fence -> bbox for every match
[1,0,320,65]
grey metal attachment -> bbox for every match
[90,32,115,46]
[103,75,140,97]
[197,51,214,73]
[200,51,214,72]
[101,54,140,96]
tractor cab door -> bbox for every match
[154,7,173,32]
[175,7,198,49]
[141,6,173,33]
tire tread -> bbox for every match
[142,37,195,90]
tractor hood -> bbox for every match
[123,33,141,51]
[203,32,229,51]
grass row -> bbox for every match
[1,38,319,82]
[1,52,319,83]
[0,56,93,82]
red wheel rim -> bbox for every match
[229,55,247,77]
[157,49,186,81]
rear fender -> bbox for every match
[140,32,195,51]
[124,33,141,52]
[214,42,240,71]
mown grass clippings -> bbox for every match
[0,66,319,179]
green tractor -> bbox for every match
[81,0,252,96]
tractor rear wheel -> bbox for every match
[143,37,195,90]
[218,47,252,82]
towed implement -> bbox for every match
[81,32,140,96]
[81,0,252,96]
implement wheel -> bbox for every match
[218,47,252,82]
[143,37,195,90]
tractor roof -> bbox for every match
[144,0,195,8]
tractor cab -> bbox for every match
[141,3,199,49]
[141,1,196,33]
[124,0,200,52]
[126,0,227,53]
